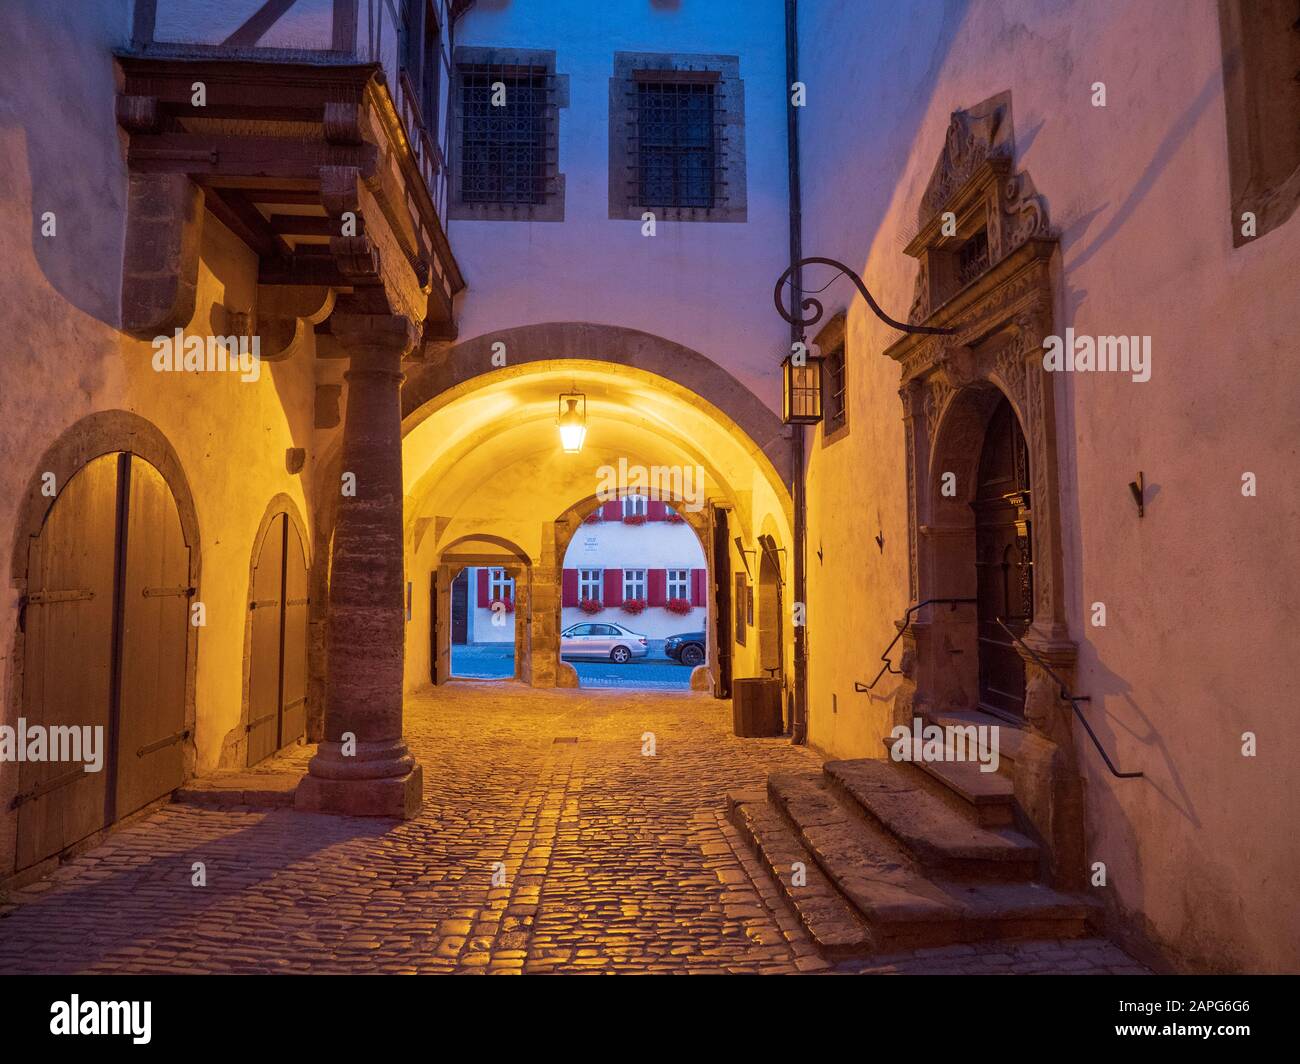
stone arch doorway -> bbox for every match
[5,412,200,873]
[243,497,311,766]
[548,493,714,691]
[428,535,531,686]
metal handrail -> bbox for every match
[854,598,976,692]
[995,618,1143,780]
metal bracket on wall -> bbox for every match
[733,536,755,578]
[1129,471,1144,517]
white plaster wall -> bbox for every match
[0,0,320,874]
[452,0,792,412]
[797,0,1300,974]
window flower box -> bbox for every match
[622,514,647,526]
[579,598,604,614]
[665,598,693,615]
[621,598,647,615]
[667,513,685,524]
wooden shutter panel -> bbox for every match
[562,568,579,606]
[648,568,667,606]
[647,500,667,521]
[602,500,621,521]
[476,568,489,607]
[603,568,624,606]
[690,568,707,606]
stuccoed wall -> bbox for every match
[0,0,319,876]
[797,0,1300,973]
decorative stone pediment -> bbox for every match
[905,91,1053,324]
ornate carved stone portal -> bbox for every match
[883,92,1082,886]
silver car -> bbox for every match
[561,622,649,663]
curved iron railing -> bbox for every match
[854,597,976,693]
[995,618,1143,780]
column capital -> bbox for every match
[330,311,420,357]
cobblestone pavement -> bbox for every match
[0,684,1145,974]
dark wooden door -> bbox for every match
[247,515,285,766]
[116,454,191,818]
[712,506,732,698]
[18,452,191,868]
[429,569,439,683]
[279,518,308,749]
[17,454,118,869]
[451,568,468,644]
[247,513,308,766]
[974,398,1032,720]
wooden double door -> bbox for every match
[18,452,191,869]
[246,512,308,766]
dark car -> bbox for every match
[664,631,706,668]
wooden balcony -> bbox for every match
[117,1,467,349]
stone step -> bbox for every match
[173,771,300,810]
[762,772,1097,952]
[823,759,1040,881]
[726,790,874,957]
[881,737,1016,827]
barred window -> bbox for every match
[460,69,549,205]
[824,340,847,435]
[637,81,716,209]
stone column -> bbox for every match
[297,312,423,818]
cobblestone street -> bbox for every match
[0,684,1143,974]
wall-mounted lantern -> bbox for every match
[557,392,587,454]
[781,350,824,425]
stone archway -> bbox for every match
[882,90,1083,887]
[545,493,715,692]
[428,535,532,686]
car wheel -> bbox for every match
[680,643,705,668]
[610,646,631,664]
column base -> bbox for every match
[295,764,424,819]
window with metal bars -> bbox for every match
[459,68,549,205]
[637,81,716,209]
[823,340,847,436]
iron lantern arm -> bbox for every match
[773,256,955,337]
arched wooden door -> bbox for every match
[246,513,308,766]
[974,397,1033,720]
[18,452,190,868]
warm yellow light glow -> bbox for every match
[558,396,587,453]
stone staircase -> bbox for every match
[728,741,1099,958]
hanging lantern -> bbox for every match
[557,391,587,453]
[781,349,824,424]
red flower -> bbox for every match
[622,514,647,526]
[621,598,647,615]
[665,598,693,615]
[579,598,604,614]
[667,513,685,524]
[583,512,601,524]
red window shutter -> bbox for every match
[602,500,621,521]
[690,568,707,606]
[562,569,579,607]
[647,500,667,521]
[603,568,624,606]
[647,568,667,606]
[476,568,490,607]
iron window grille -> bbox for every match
[824,340,847,434]
[636,79,718,209]
[957,229,991,287]
[459,65,555,205]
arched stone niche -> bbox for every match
[884,92,1083,886]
